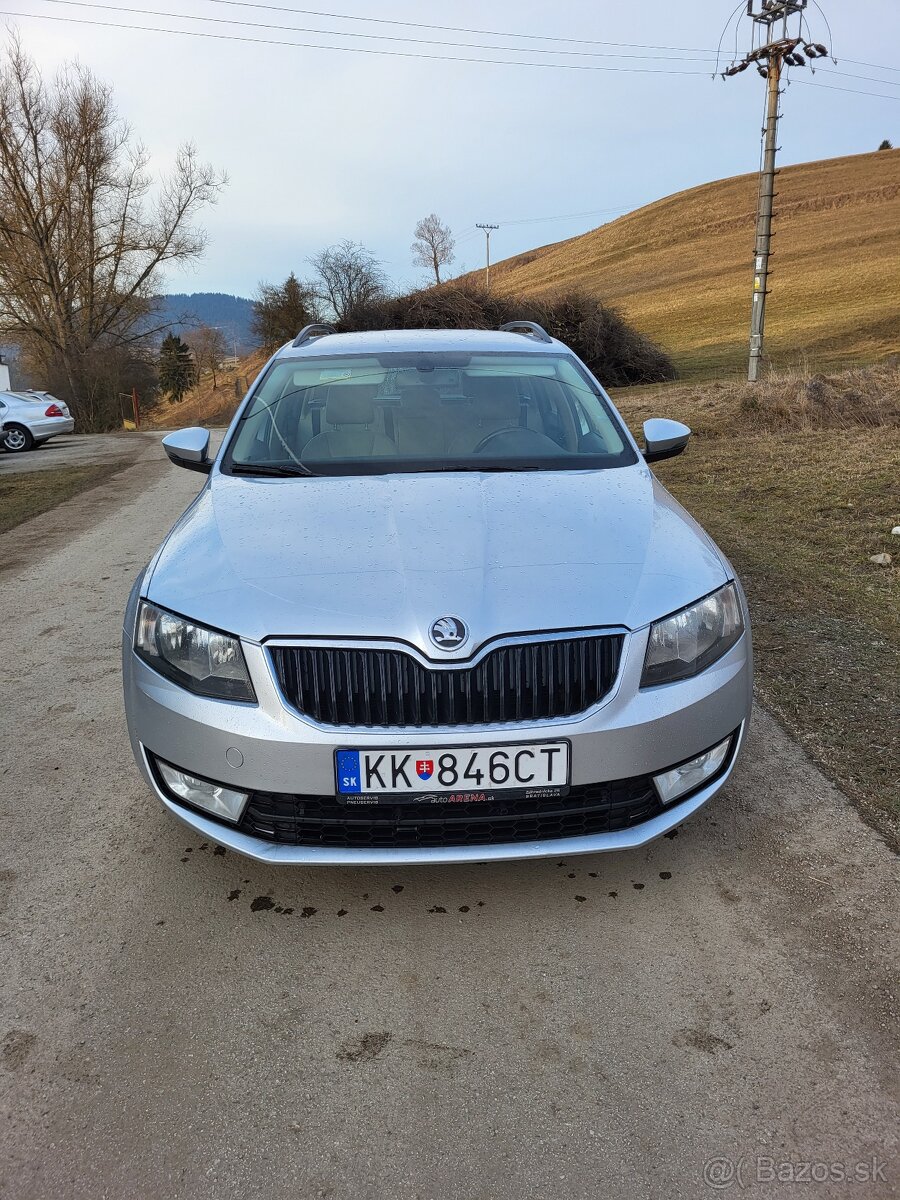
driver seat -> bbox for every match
[447,376,521,456]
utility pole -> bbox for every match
[722,1,830,381]
[476,223,499,289]
[212,325,238,365]
[750,52,781,383]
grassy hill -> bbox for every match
[147,348,269,428]
[467,151,900,379]
[151,149,898,427]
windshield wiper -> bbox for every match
[230,462,315,478]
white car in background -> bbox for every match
[0,391,75,452]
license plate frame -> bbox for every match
[334,740,571,806]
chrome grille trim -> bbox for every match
[268,632,625,728]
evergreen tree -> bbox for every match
[158,333,195,401]
[250,273,320,349]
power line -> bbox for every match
[192,0,900,75]
[7,3,899,89]
[843,58,900,75]
[454,203,638,258]
[792,76,900,101]
[179,0,719,55]
[714,0,750,76]
[809,0,834,65]
[499,204,636,227]
[24,0,722,62]
[813,65,900,88]
[0,9,719,73]
[10,1,900,77]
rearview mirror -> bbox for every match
[162,427,211,474]
[642,418,691,464]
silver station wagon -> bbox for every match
[122,322,752,864]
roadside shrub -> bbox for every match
[737,363,900,430]
[338,283,675,387]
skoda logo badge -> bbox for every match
[429,616,468,650]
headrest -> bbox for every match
[326,386,377,426]
[467,374,520,421]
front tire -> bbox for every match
[2,424,34,453]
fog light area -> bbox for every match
[156,759,249,823]
[653,736,732,805]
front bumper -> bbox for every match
[123,599,753,865]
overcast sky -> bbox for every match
[3,0,898,297]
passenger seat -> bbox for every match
[301,386,397,461]
[394,384,447,457]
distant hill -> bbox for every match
[155,292,255,353]
[3,292,257,391]
[460,150,900,378]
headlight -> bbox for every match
[135,601,256,701]
[641,583,744,687]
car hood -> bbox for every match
[147,466,729,651]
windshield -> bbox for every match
[224,352,637,476]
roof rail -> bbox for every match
[498,320,552,344]
[292,323,337,348]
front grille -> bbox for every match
[239,777,662,849]
[268,635,623,727]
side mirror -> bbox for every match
[162,427,211,474]
[642,418,691,464]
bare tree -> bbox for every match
[250,272,320,350]
[310,240,387,321]
[0,37,225,427]
[411,214,455,285]
[184,324,228,389]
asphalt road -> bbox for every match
[1,439,897,1200]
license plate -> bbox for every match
[335,742,570,805]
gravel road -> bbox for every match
[0,432,156,476]
[1,439,897,1200]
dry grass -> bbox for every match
[617,361,900,433]
[147,348,269,429]
[736,362,900,430]
[613,363,899,842]
[463,150,900,380]
[0,463,113,535]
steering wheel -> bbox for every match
[471,427,562,455]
